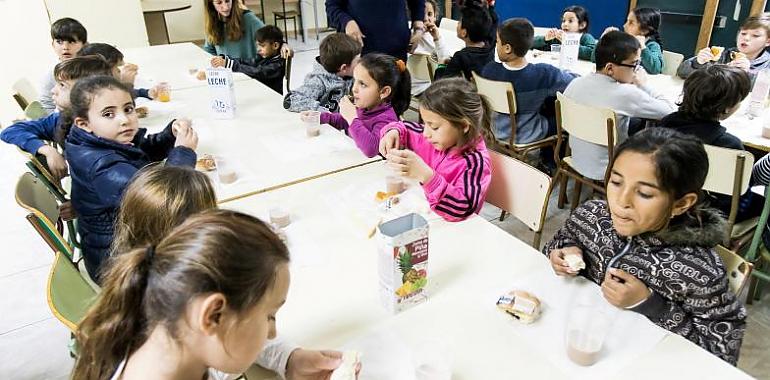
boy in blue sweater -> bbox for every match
[481,18,577,146]
[1,55,113,180]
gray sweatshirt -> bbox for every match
[677,48,770,80]
[563,73,675,180]
[38,67,57,114]
[283,57,353,113]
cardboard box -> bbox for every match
[206,67,236,119]
[377,213,429,313]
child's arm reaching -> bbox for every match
[0,113,68,179]
[138,119,197,166]
[419,149,491,222]
[223,56,285,84]
[348,118,393,158]
[318,112,349,131]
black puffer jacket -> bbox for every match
[543,200,746,364]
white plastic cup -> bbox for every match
[565,305,611,366]
[215,156,237,184]
[303,110,321,137]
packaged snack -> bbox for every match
[564,254,586,272]
[710,46,724,60]
[496,290,542,324]
[195,154,217,171]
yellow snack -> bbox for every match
[135,106,148,118]
[731,51,747,61]
[710,46,724,61]
[195,154,217,171]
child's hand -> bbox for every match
[340,96,356,124]
[635,35,647,49]
[285,349,361,380]
[38,145,68,180]
[58,201,76,222]
[210,56,226,68]
[345,20,365,46]
[696,47,715,64]
[555,29,564,42]
[426,21,439,40]
[386,149,434,183]
[280,44,293,59]
[601,268,652,309]
[601,26,619,37]
[119,63,138,85]
[379,129,400,156]
[173,119,198,150]
[632,67,648,87]
[545,28,559,41]
[548,246,583,277]
[728,57,750,72]
[148,83,163,100]
[171,118,192,136]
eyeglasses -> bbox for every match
[614,60,642,72]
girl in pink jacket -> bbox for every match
[379,78,492,221]
[310,53,411,157]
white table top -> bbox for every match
[140,0,192,13]
[136,79,381,202]
[224,162,751,379]
[122,43,251,91]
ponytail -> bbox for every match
[357,53,412,116]
[73,246,154,380]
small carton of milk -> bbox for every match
[206,67,236,119]
[377,213,429,313]
[559,32,581,70]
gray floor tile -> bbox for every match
[0,318,73,379]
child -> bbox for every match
[678,13,770,80]
[65,75,198,282]
[309,53,410,158]
[482,18,577,146]
[543,128,746,364]
[598,8,664,74]
[39,17,88,114]
[283,33,360,113]
[74,209,354,379]
[564,31,674,180]
[753,154,770,249]
[433,3,494,81]
[411,0,451,95]
[379,78,492,222]
[532,5,597,61]
[2,55,113,181]
[211,25,287,95]
[77,43,160,100]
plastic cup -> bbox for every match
[157,82,171,102]
[269,207,291,228]
[386,175,405,195]
[215,156,237,184]
[565,305,611,366]
[550,44,561,61]
[303,111,321,137]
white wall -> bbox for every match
[45,0,149,49]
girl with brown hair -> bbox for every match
[203,0,266,59]
[75,209,354,379]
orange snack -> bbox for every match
[731,51,747,61]
[710,46,724,61]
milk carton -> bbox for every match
[559,32,581,70]
[377,213,429,313]
[206,67,236,119]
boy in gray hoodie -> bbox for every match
[283,33,360,113]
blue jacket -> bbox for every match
[0,112,63,154]
[326,0,424,61]
[65,122,196,281]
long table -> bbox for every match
[223,162,751,379]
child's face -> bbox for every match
[456,19,466,40]
[51,78,75,110]
[736,27,770,55]
[424,2,436,24]
[212,0,232,18]
[419,107,468,151]
[75,88,139,144]
[211,264,290,374]
[605,48,642,84]
[561,12,584,33]
[623,12,643,36]
[607,151,674,237]
[352,64,388,110]
[52,38,84,61]
[257,40,280,58]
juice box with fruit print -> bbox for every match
[376,213,428,313]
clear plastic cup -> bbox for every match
[550,44,561,61]
[215,156,237,184]
[157,82,171,102]
[302,110,321,137]
[565,305,611,366]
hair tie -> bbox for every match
[395,59,406,73]
[145,245,156,263]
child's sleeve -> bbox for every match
[434,54,463,80]
[541,206,583,257]
[578,34,597,61]
[0,112,60,154]
[254,338,300,379]
[283,75,326,112]
[640,41,664,75]
[676,56,704,79]
[38,70,57,114]
[138,121,197,167]
[422,149,491,222]
[753,154,770,186]
[380,121,425,151]
[320,112,350,131]
[226,56,284,85]
[132,88,151,100]
[532,35,548,50]
[628,85,675,120]
[348,117,392,158]
[630,272,746,364]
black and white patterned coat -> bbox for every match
[543,200,746,364]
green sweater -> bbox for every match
[203,10,264,59]
[533,33,597,61]
[590,38,664,75]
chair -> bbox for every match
[12,78,38,112]
[553,92,617,210]
[662,50,684,77]
[407,54,435,112]
[242,0,265,20]
[472,72,557,161]
[702,145,755,245]
[439,17,458,32]
[486,151,553,248]
[274,0,304,42]
[285,52,293,94]
[24,101,47,120]
[15,172,75,261]
[743,185,770,304]
[47,251,97,332]
[715,245,753,295]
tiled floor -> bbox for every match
[2,37,769,379]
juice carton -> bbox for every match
[206,67,237,119]
[377,213,429,313]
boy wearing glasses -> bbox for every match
[563,30,674,180]
[481,18,577,169]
